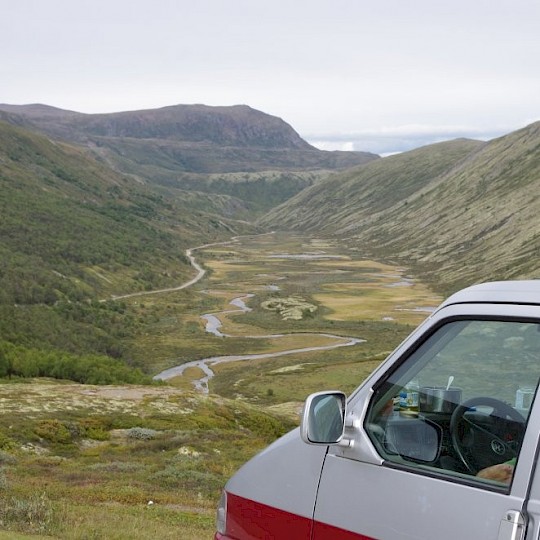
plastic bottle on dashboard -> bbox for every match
[399,379,419,415]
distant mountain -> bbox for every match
[0,103,378,173]
[0,103,312,149]
[260,122,540,293]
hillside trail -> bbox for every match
[105,234,261,301]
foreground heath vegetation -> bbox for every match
[0,381,295,539]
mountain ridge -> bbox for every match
[0,103,314,149]
[0,103,378,173]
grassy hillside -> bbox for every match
[0,120,256,359]
[0,381,295,539]
[357,121,540,292]
[260,123,540,293]
[161,170,331,212]
[260,138,484,231]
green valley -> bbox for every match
[0,232,429,539]
[0,103,539,538]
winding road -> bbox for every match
[108,239,235,301]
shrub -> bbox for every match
[150,467,222,495]
[235,409,293,440]
[34,419,72,444]
[78,417,111,441]
[127,427,158,440]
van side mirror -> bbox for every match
[301,391,346,445]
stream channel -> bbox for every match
[117,233,434,394]
[153,293,364,393]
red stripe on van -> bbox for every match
[219,492,375,540]
[224,492,312,539]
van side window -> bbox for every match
[365,319,540,489]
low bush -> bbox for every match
[0,492,55,535]
[34,419,72,444]
[150,466,222,496]
[78,417,111,441]
[127,427,158,440]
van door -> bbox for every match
[312,309,540,540]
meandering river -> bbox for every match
[153,292,364,392]
[143,233,366,392]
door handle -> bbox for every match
[497,510,525,540]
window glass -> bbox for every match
[365,319,540,489]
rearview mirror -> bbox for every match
[301,391,346,445]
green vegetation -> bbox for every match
[0,120,252,303]
[0,341,150,385]
[170,170,325,213]
[0,120,257,370]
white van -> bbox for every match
[215,281,540,540]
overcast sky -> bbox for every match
[2,0,539,154]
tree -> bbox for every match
[0,342,14,378]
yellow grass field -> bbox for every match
[314,281,441,324]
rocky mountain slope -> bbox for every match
[260,122,540,293]
[0,103,313,149]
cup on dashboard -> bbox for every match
[419,386,462,413]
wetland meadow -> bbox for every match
[0,232,441,539]
[162,232,440,404]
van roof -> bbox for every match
[440,280,540,309]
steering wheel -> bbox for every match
[449,397,525,475]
